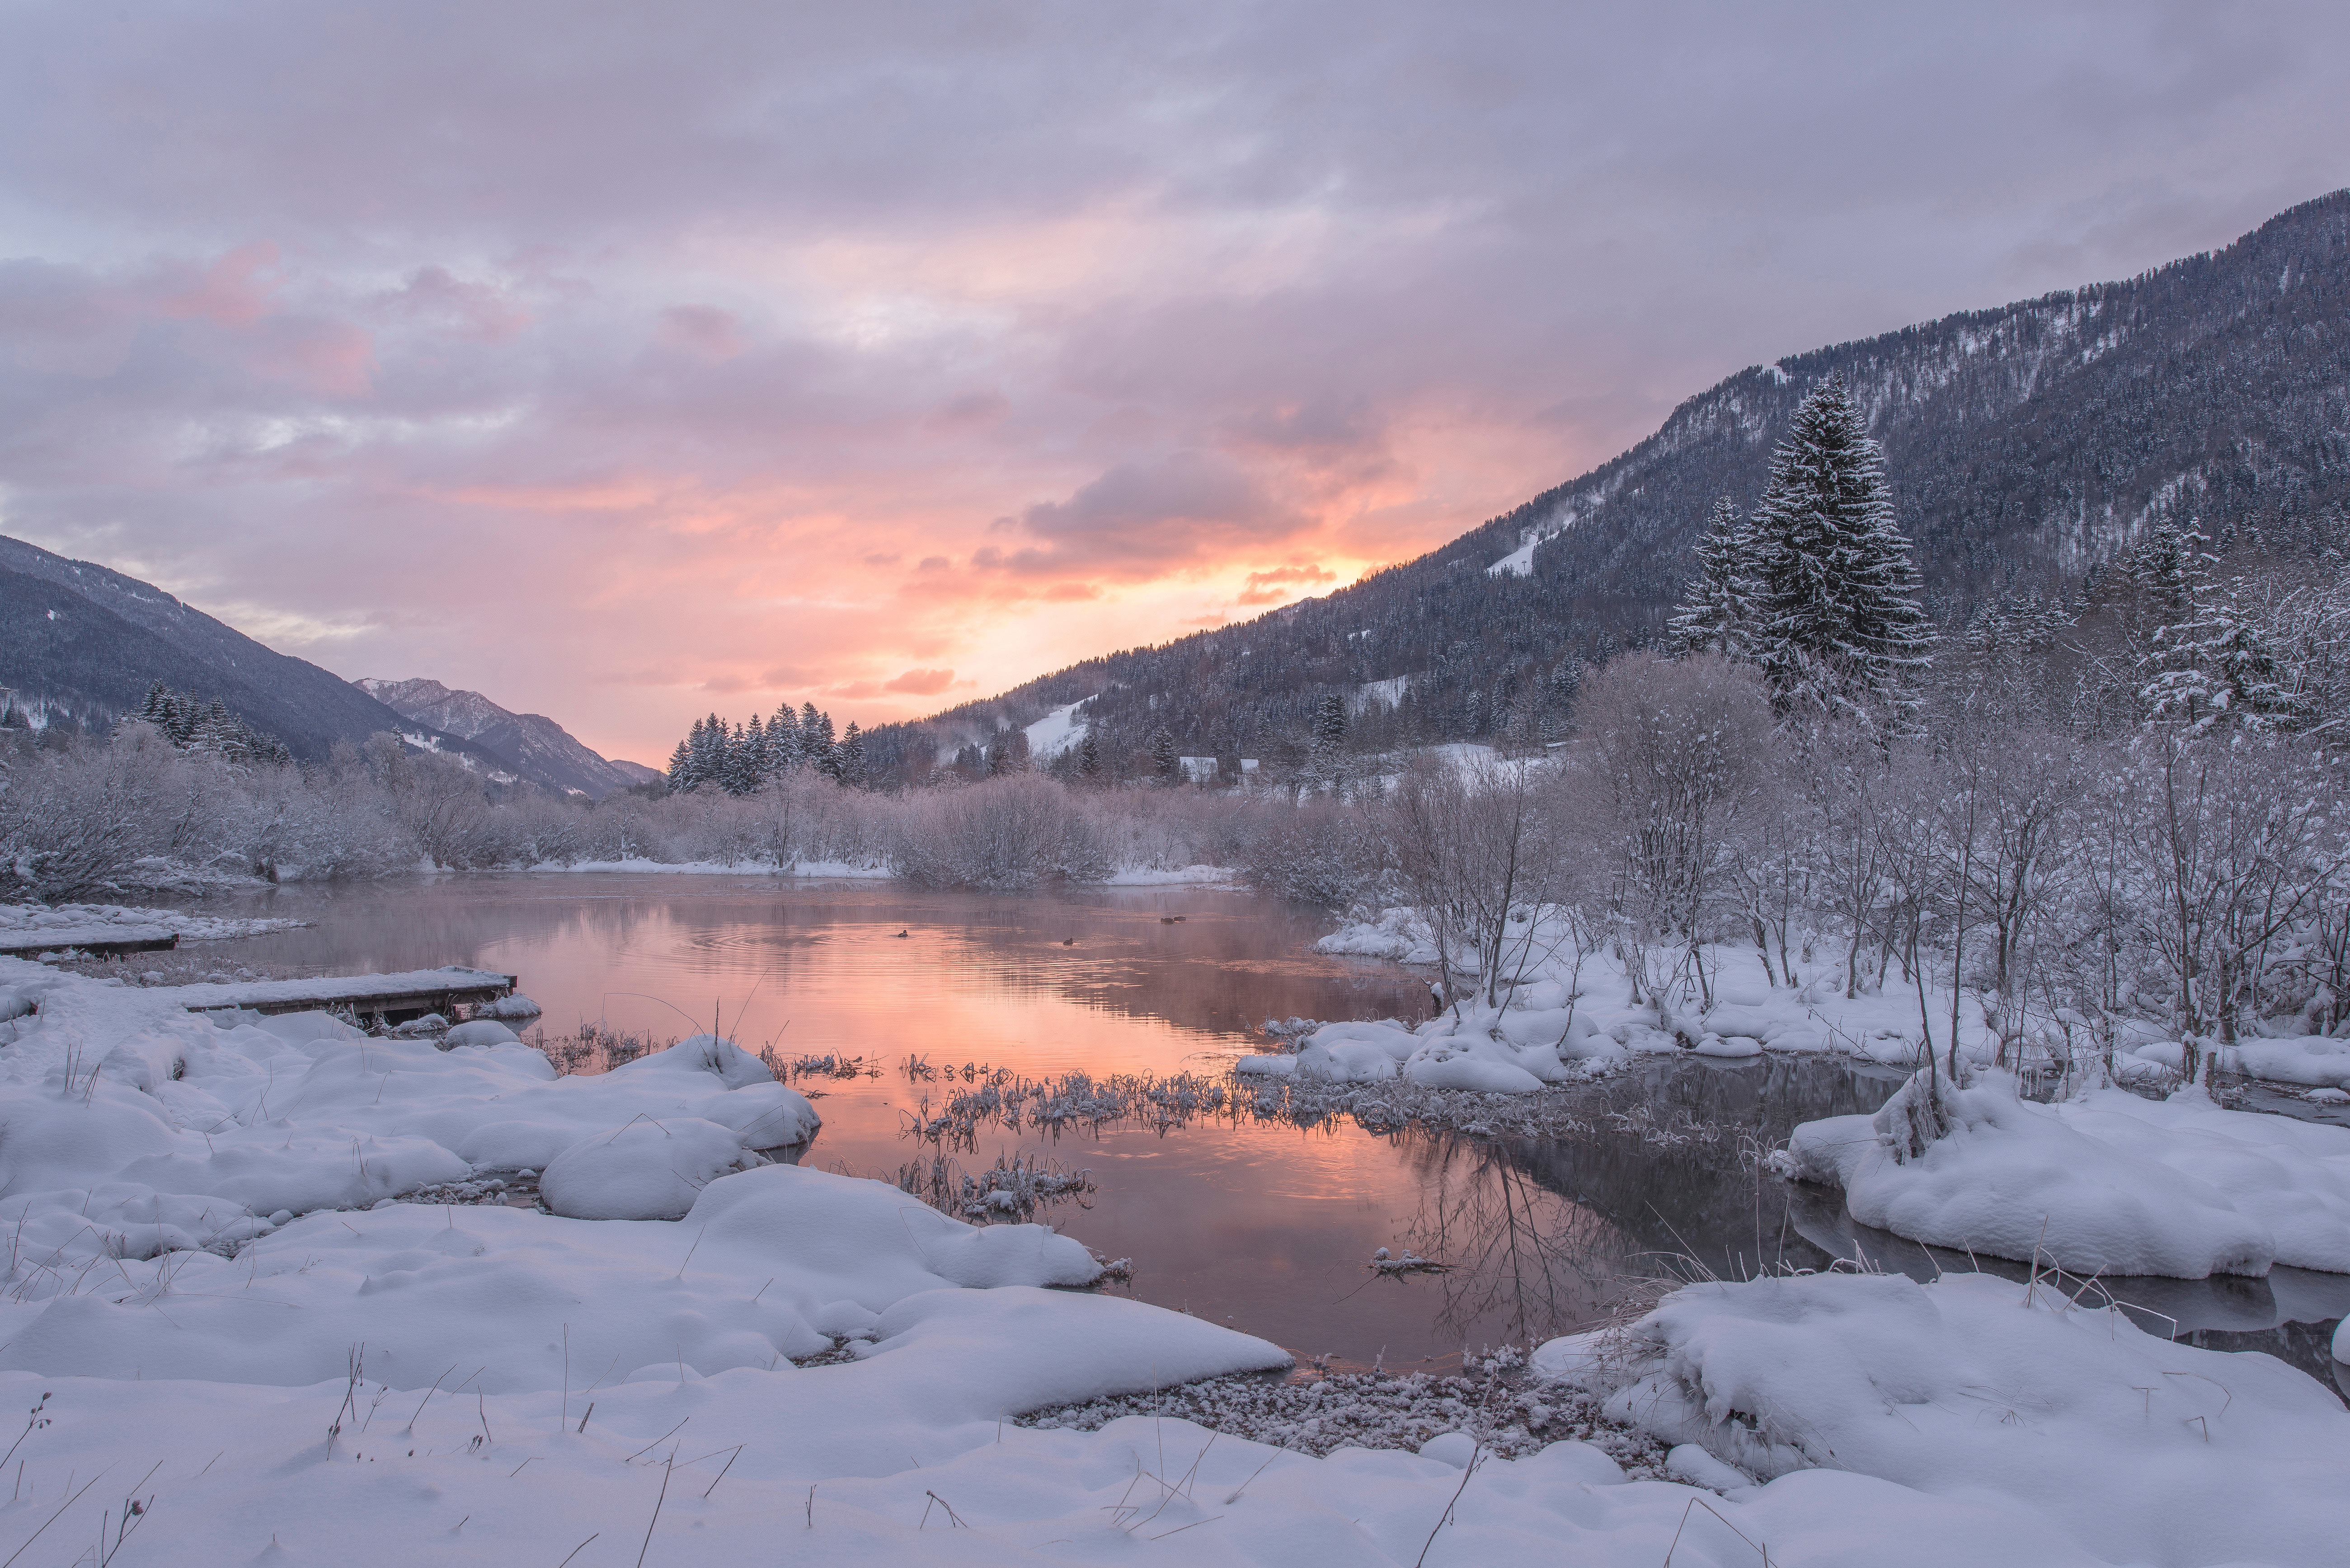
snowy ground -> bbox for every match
[0,900,306,951]
[1287,912,2350,1285]
[0,956,2343,1565]
[541,856,895,877]
[1316,905,2350,1092]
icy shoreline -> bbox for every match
[0,955,2344,1564]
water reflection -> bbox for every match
[174,874,2345,1385]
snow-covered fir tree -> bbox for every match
[838,722,865,786]
[2142,583,2312,734]
[1306,693,1347,786]
[1667,498,1753,656]
[1744,376,1933,719]
[1076,731,1101,782]
[1148,726,1179,784]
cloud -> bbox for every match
[656,305,746,360]
[0,2,2343,758]
[1235,562,1334,605]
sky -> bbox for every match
[3,3,2346,765]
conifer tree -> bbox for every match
[1668,498,1753,656]
[1076,730,1101,782]
[838,722,866,787]
[1307,693,1347,785]
[743,713,770,785]
[1745,376,1933,719]
[2142,581,2310,734]
[1148,726,1179,784]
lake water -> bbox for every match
[175,873,2350,1393]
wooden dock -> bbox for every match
[0,926,181,959]
[163,966,520,1028]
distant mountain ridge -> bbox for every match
[0,532,644,796]
[355,677,656,798]
[859,188,2350,781]
[0,532,507,766]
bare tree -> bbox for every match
[1564,653,1775,1016]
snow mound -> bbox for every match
[539,1117,758,1220]
[1790,1072,2350,1277]
[1590,1271,2350,1568]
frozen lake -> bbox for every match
[177,873,2349,1390]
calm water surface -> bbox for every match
[183,873,2348,1392]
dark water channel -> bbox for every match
[154,874,2348,1394]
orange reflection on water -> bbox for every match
[212,874,1636,1363]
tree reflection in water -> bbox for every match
[1386,1126,1633,1350]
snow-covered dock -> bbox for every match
[155,964,520,1026]
[0,924,179,958]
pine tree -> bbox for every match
[1745,376,1933,719]
[809,708,841,780]
[743,713,770,785]
[2129,520,2209,619]
[2141,582,2310,734]
[1667,498,1753,656]
[1149,726,1179,784]
[1076,730,1101,782]
[838,722,866,787]
[1306,693,1347,786]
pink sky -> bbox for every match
[3,3,2345,763]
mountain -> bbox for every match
[860,189,2350,782]
[355,678,656,798]
[0,533,509,767]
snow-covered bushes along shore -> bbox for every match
[1,723,1302,894]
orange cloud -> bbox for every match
[1235,562,1334,605]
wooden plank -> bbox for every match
[162,966,519,1023]
[0,928,181,958]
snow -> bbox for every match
[1586,1269,2350,1568]
[1023,698,1095,761]
[1486,535,1539,577]
[538,1116,757,1220]
[0,900,305,946]
[544,856,894,878]
[1102,864,1238,886]
[145,966,517,1013]
[0,957,2346,1565]
[1355,674,1411,711]
[1791,1072,2350,1278]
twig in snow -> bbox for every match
[700,1445,744,1499]
[634,1454,674,1568]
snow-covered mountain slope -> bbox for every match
[0,534,497,765]
[860,189,2350,785]
[356,677,655,798]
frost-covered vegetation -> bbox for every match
[0,724,1281,897]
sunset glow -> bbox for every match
[4,4,2342,762]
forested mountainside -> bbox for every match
[858,190,2350,785]
[356,678,658,799]
[0,533,502,766]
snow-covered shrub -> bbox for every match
[892,773,1110,889]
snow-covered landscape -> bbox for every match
[6,12,2350,1562]
[0,939,2342,1566]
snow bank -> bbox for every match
[1587,1270,2350,1568]
[0,900,306,944]
[1237,1000,1628,1092]
[1103,864,1239,885]
[1789,1072,2350,1277]
[4,958,2345,1565]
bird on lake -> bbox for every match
[893,930,909,938]
[1061,937,1077,946]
